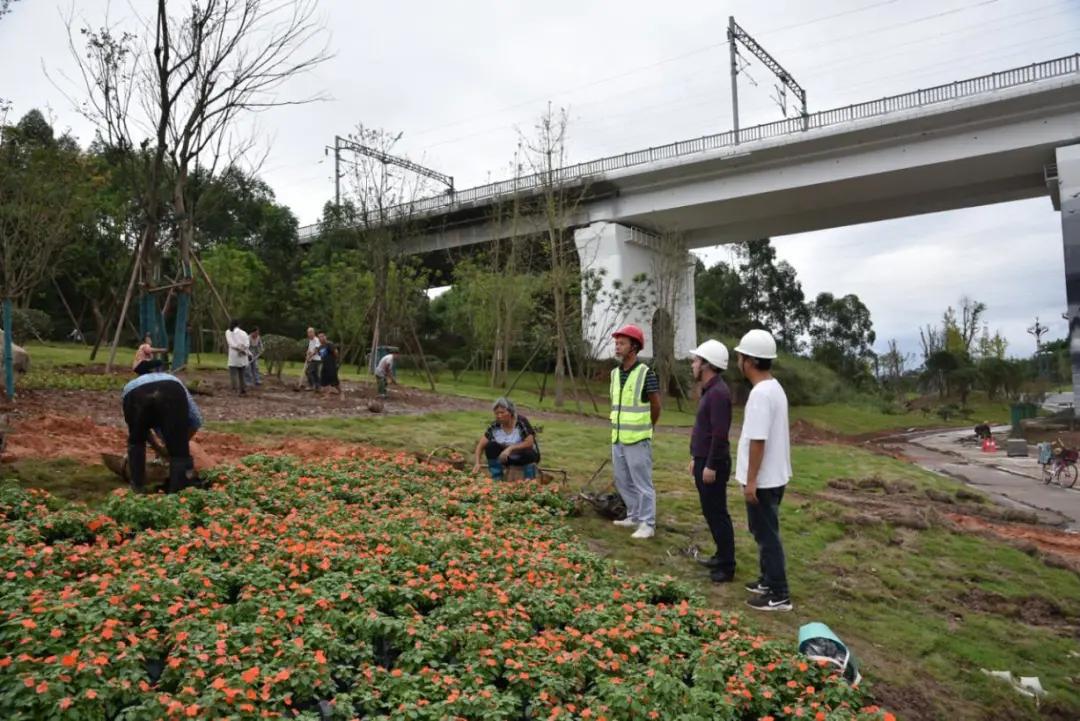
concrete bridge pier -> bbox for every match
[573,222,697,362]
[1057,145,1080,415]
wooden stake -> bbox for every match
[191,252,230,320]
[106,232,146,372]
[505,342,545,398]
[51,277,84,343]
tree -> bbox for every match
[451,257,543,387]
[0,109,92,398]
[334,125,440,371]
[519,104,589,408]
[297,251,375,365]
[878,339,911,390]
[923,350,960,399]
[738,239,809,352]
[808,292,876,383]
[694,257,749,339]
[68,0,329,370]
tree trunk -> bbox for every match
[3,298,14,401]
[553,290,567,407]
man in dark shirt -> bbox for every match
[687,339,735,582]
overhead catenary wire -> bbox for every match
[408,0,1070,163]
[404,0,1009,142]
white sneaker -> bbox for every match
[631,524,655,539]
[613,518,637,527]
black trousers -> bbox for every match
[133,359,163,375]
[745,485,789,597]
[484,441,539,466]
[122,380,198,493]
[693,455,735,575]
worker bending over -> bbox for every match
[121,372,204,493]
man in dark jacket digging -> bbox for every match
[120,371,204,493]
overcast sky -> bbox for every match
[1,0,1077,358]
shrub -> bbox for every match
[447,357,467,381]
[2,308,54,343]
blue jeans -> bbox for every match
[745,485,788,597]
[244,359,261,386]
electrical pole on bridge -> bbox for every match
[727,16,808,143]
[326,135,454,208]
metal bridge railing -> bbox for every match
[298,53,1080,241]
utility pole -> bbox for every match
[728,16,740,143]
[334,135,341,207]
[727,16,808,141]
[1029,316,1049,377]
[326,134,453,208]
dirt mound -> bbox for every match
[0,412,386,471]
[789,419,846,445]
[3,413,127,464]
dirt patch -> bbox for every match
[814,476,1080,571]
[945,514,1080,568]
[0,412,407,470]
[789,419,847,445]
[957,588,1075,631]
[869,680,946,721]
[1,367,484,429]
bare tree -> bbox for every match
[63,0,330,371]
[339,125,439,369]
[519,104,589,408]
[649,230,693,403]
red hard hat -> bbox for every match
[612,324,645,347]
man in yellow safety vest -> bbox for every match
[609,324,662,539]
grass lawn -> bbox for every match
[203,411,1080,720]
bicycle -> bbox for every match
[1040,440,1078,488]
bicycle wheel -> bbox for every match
[1043,463,1055,484]
[1060,463,1079,489]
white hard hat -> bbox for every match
[734,329,778,359]
[688,339,729,370]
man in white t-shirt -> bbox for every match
[733,329,793,612]
[225,320,250,396]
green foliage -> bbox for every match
[193,245,268,334]
[738,239,811,353]
[0,109,95,304]
[297,250,375,365]
[3,308,54,342]
[694,258,749,339]
[809,292,876,386]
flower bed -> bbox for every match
[0,452,894,720]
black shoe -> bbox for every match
[697,555,723,569]
[746,593,792,612]
[709,569,735,583]
[745,580,770,595]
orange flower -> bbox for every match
[85,689,98,700]
[61,652,78,667]
[241,667,260,684]
[59,698,73,710]
[274,669,291,683]
[314,650,327,664]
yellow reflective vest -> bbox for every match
[610,363,653,444]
